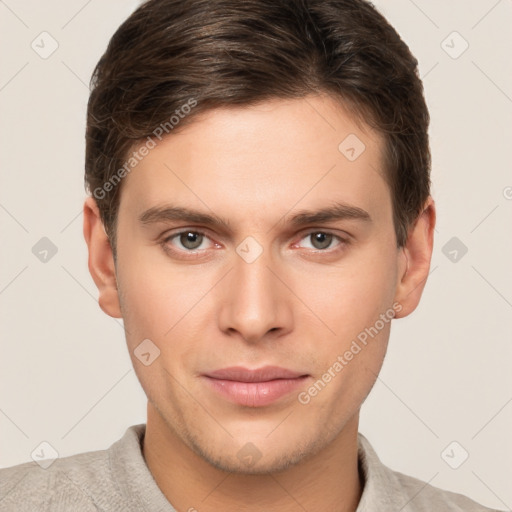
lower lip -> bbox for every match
[203,376,309,407]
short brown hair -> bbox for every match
[85,0,431,252]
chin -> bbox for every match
[185,428,330,475]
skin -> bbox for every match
[84,93,435,512]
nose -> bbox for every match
[216,245,294,344]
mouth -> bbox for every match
[201,366,310,407]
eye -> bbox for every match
[161,229,347,257]
[297,231,344,251]
[165,230,213,251]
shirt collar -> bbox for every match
[356,432,409,511]
[111,424,405,512]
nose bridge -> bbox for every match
[217,241,292,342]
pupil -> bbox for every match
[181,232,202,249]
[313,233,331,249]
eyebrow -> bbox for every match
[287,203,371,226]
[138,202,371,230]
[139,206,231,230]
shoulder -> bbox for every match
[357,433,502,512]
[0,442,122,511]
[389,467,500,512]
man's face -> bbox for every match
[113,94,405,473]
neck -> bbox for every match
[143,403,363,512]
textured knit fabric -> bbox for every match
[0,423,501,511]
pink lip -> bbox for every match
[202,366,309,407]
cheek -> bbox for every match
[115,263,203,405]
[118,272,172,339]
[295,249,398,342]
[116,250,213,371]
[290,244,399,407]
[294,262,396,418]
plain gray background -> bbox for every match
[0,0,511,509]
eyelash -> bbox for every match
[160,229,349,258]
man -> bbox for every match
[0,0,502,510]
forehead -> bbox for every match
[119,94,390,228]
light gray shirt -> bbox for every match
[0,423,501,511]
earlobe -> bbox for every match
[83,197,122,318]
[394,197,436,319]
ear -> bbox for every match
[83,197,122,318]
[394,197,436,318]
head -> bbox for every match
[84,0,435,474]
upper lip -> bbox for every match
[204,366,307,383]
